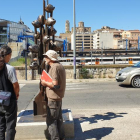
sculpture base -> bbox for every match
[16,109,74,139]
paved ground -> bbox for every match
[17,79,140,140]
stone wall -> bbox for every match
[8,42,23,58]
[14,64,132,80]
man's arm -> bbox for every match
[13,82,20,100]
[41,80,58,89]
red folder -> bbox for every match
[41,70,52,82]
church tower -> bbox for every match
[65,20,70,33]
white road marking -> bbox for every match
[17,110,25,122]
[66,83,89,91]
[19,84,25,89]
[66,87,86,90]
[17,122,46,126]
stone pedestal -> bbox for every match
[16,109,74,139]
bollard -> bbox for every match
[128,57,133,64]
[95,58,100,65]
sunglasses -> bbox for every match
[44,56,49,58]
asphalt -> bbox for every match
[16,78,140,140]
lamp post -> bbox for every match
[73,0,76,79]
[138,36,139,50]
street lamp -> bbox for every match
[73,0,76,79]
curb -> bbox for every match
[18,78,116,84]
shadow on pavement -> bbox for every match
[119,84,133,88]
[67,112,127,140]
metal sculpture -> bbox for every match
[29,0,63,115]
[45,17,56,26]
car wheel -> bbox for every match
[131,76,140,88]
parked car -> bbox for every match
[116,61,140,88]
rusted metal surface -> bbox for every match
[29,0,63,115]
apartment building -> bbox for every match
[71,32,93,51]
[93,32,114,49]
[122,30,140,48]
[93,26,120,49]
[94,26,118,33]
[0,18,33,46]
[60,21,94,51]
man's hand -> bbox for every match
[41,79,59,89]
[41,80,47,86]
[16,93,19,100]
[13,82,20,100]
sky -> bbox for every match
[0,0,140,36]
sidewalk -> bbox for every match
[18,78,116,84]
[67,108,140,140]
[16,108,140,140]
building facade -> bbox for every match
[71,32,93,51]
[71,21,93,50]
[0,18,33,46]
[71,21,91,33]
[93,32,114,49]
[122,30,140,48]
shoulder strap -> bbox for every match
[0,64,7,90]
[0,56,5,71]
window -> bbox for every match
[84,41,90,43]
[0,35,7,43]
[0,27,7,34]
[84,36,90,37]
[76,38,82,40]
[84,44,90,46]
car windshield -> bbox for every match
[133,61,140,67]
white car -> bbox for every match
[116,61,140,88]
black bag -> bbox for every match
[0,91,11,106]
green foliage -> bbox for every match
[10,57,31,66]
[18,58,25,63]
[79,68,93,79]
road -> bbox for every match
[18,81,140,112]
[63,81,140,110]
[18,83,39,112]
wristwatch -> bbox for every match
[52,82,60,89]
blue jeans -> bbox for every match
[0,100,17,140]
[46,100,65,140]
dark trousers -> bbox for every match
[0,100,17,140]
[46,100,65,140]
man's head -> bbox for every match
[43,50,58,65]
[0,45,12,63]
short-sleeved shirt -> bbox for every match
[0,64,17,100]
[46,62,66,101]
[6,64,18,83]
